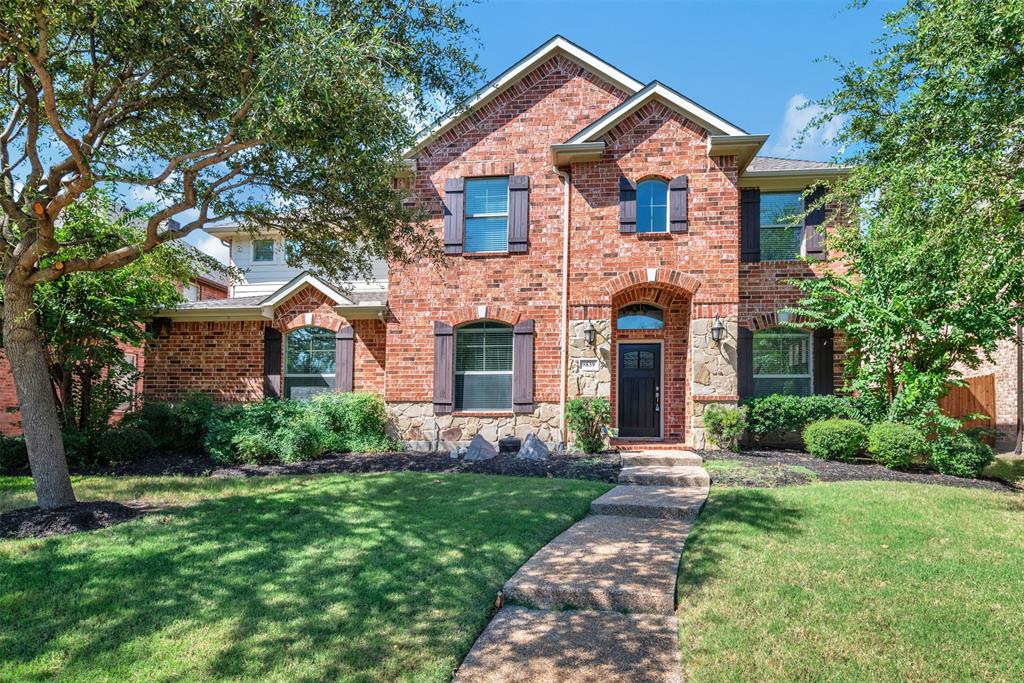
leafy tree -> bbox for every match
[790,0,1024,426]
[33,188,213,430]
[0,1,478,507]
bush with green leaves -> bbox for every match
[100,427,156,466]
[803,418,868,461]
[0,435,28,472]
[202,393,397,465]
[867,422,925,470]
[124,392,215,453]
[565,397,611,454]
[745,394,885,440]
[928,432,994,478]
[702,404,747,451]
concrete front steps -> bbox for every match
[621,451,703,467]
[619,464,710,487]
[591,484,709,521]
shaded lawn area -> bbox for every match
[677,482,1024,682]
[985,452,1024,484]
[0,472,610,682]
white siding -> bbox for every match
[228,234,388,297]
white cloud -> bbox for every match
[766,93,846,161]
[184,230,229,264]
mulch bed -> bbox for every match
[701,449,1018,492]
[0,501,147,540]
[95,450,623,483]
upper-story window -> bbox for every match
[752,327,812,396]
[465,177,509,253]
[252,239,276,263]
[636,179,668,233]
[617,303,665,330]
[760,192,803,260]
[455,321,513,411]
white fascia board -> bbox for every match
[260,272,353,307]
[707,134,769,172]
[332,303,388,320]
[565,82,748,144]
[156,307,271,321]
[406,35,644,158]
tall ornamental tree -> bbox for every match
[0,1,478,508]
[791,0,1024,419]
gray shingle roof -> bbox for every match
[747,156,849,173]
[171,289,386,311]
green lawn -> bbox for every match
[985,452,1024,483]
[677,481,1024,682]
[1,472,610,682]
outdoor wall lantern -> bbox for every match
[710,315,726,344]
[582,320,596,346]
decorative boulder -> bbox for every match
[516,433,551,461]
[498,436,521,454]
[464,435,497,461]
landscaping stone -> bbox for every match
[502,514,692,614]
[498,436,521,454]
[454,606,682,683]
[591,485,709,521]
[464,435,497,462]
[516,433,551,461]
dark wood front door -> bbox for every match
[618,343,661,437]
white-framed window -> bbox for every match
[182,283,200,302]
[617,303,665,330]
[760,192,804,261]
[464,177,509,253]
[284,327,335,399]
[636,179,668,233]
[455,321,513,411]
[252,239,276,263]
[752,327,812,396]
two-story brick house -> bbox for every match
[147,36,849,449]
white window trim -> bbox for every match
[252,238,277,263]
[752,330,814,395]
[454,324,515,412]
[760,191,805,262]
[464,178,510,254]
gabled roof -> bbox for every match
[406,35,645,157]
[564,81,748,143]
[260,272,354,307]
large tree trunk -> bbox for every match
[2,276,76,509]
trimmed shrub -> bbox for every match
[203,404,246,465]
[703,404,747,451]
[803,418,867,461]
[123,401,178,450]
[0,435,28,472]
[565,397,610,454]
[928,432,994,478]
[310,392,396,453]
[867,422,925,470]
[124,392,215,453]
[176,392,215,451]
[101,427,156,465]
[745,394,885,439]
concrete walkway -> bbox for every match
[454,450,710,682]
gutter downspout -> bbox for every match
[557,167,571,448]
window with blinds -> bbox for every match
[752,327,812,396]
[759,192,803,260]
[455,321,513,410]
[464,177,509,253]
[284,326,335,399]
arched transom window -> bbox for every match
[636,179,668,233]
[617,303,665,330]
[455,322,513,411]
[752,327,812,396]
[285,326,335,399]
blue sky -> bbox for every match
[462,0,899,160]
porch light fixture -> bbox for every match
[582,320,596,346]
[710,315,726,344]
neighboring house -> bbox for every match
[146,36,851,449]
[0,275,228,437]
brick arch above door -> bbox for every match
[605,268,702,299]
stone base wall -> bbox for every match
[689,316,740,449]
[387,402,562,452]
[567,319,611,399]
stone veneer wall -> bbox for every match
[387,402,561,452]
[689,317,739,449]
[567,319,611,399]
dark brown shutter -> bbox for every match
[619,177,637,233]
[433,321,454,414]
[443,178,464,255]
[740,188,761,263]
[508,175,529,253]
[669,175,689,233]
[335,325,354,392]
[263,327,282,399]
[802,186,827,260]
[513,319,535,414]
[737,326,753,399]
[813,328,835,395]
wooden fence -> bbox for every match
[939,373,996,431]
